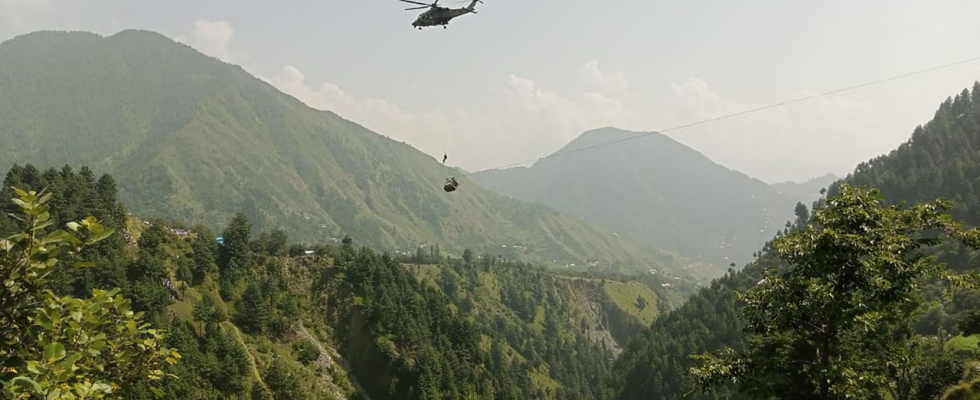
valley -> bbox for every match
[1,16,979,400]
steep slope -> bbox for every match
[770,173,839,204]
[0,30,682,271]
[471,127,799,274]
[0,160,688,400]
[829,82,980,225]
[608,81,980,400]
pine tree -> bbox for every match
[267,228,288,256]
[219,212,251,281]
[264,358,308,400]
[239,283,270,334]
[191,225,218,285]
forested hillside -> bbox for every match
[0,29,686,274]
[0,162,688,399]
[608,81,980,400]
[471,127,799,275]
[830,82,980,225]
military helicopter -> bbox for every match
[400,0,482,29]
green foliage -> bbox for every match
[394,253,664,400]
[192,293,227,329]
[292,339,320,366]
[602,280,659,326]
[1,164,130,299]
[191,225,218,285]
[263,358,308,400]
[610,81,980,400]
[831,82,980,227]
[238,283,271,335]
[220,212,252,282]
[690,184,980,399]
[0,187,178,399]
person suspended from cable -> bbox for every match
[444,177,459,192]
[443,153,447,164]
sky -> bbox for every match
[1,0,979,183]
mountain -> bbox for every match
[829,83,980,226]
[608,81,980,400]
[770,173,838,204]
[471,127,800,275]
[0,29,684,272]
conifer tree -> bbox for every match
[219,212,251,281]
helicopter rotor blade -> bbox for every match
[399,0,433,6]
[405,5,429,10]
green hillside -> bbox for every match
[608,81,980,400]
[829,82,980,225]
[471,127,800,275]
[0,163,690,399]
[0,29,684,272]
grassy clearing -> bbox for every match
[946,334,980,353]
[602,280,659,326]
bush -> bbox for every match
[0,187,180,399]
[293,338,321,365]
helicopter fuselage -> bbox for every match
[411,0,478,29]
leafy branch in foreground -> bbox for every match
[0,187,180,399]
[689,184,980,400]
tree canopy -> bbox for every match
[0,187,179,399]
[691,184,980,399]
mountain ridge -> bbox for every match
[608,81,980,400]
[471,126,801,275]
[0,29,686,273]
[770,173,839,204]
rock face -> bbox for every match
[295,325,369,400]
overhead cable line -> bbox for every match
[465,55,980,175]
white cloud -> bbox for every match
[579,60,629,97]
[188,19,235,62]
[492,74,636,145]
[670,78,738,119]
[251,46,874,183]
[267,65,461,159]
[265,63,643,172]
[262,61,875,183]
[662,78,874,182]
[0,0,53,31]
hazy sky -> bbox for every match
[2,0,979,183]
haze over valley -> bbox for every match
[1,1,980,399]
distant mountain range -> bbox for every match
[609,81,980,400]
[471,127,803,274]
[0,30,686,272]
[770,173,839,205]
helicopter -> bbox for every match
[400,0,482,29]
